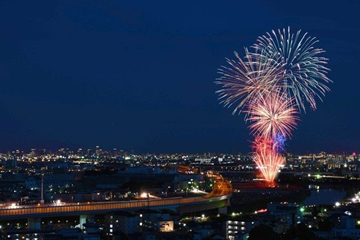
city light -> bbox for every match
[140,192,149,198]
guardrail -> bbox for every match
[0,172,232,218]
[0,195,230,217]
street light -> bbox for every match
[140,192,148,198]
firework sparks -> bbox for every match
[216,49,282,115]
[253,137,285,182]
[216,27,331,183]
[252,27,332,112]
[246,92,299,139]
[273,132,286,153]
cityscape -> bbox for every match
[1,148,360,239]
[1,0,360,240]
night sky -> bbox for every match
[0,0,359,154]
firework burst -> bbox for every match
[215,27,331,183]
[216,49,282,115]
[246,92,299,139]
[252,27,332,111]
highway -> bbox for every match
[0,196,228,218]
[205,171,232,198]
[0,172,232,219]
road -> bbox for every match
[0,172,232,218]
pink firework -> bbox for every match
[216,49,283,114]
[246,92,299,139]
[253,137,285,182]
[216,28,331,184]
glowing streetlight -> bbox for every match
[140,192,149,198]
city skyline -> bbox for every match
[1,1,359,153]
[0,145,358,156]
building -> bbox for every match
[138,209,174,231]
[105,211,139,236]
[332,215,360,239]
[225,218,259,240]
[266,202,302,227]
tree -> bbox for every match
[248,224,279,240]
[318,218,334,231]
[297,223,322,240]
[312,207,319,217]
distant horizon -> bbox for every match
[0,146,357,156]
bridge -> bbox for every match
[0,172,232,229]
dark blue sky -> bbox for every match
[0,0,359,154]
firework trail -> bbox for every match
[252,136,285,182]
[254,146,285,182]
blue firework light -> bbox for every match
[273,132,286,152]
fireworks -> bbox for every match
[273,132,286,153]
[253,140,285,182]
[216,27,331,183]
[252,27,331,112]
[216,50,282,115]
[252,136,286,182]
[246,92,298,139]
